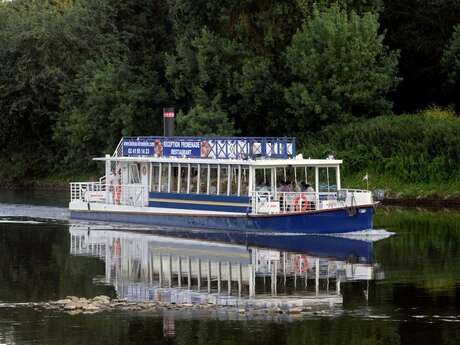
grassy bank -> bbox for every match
[0,171,100,191]
[344,173,460,199]
[302,110,460,199]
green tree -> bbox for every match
[0,0,122,181]
[284,5,400,133]
[442,24,460,106]
[176,103,235,136]
[56,58,168,170]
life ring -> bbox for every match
[292,194,309,212]
[294,255,309,273]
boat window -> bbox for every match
[150,164,160,192]
[241,167,249,195]
[128,164,141,184]
[305,166,315,185]
[179,164,188,193]
[160,163,169,192]
[170,165,179,193]
[318,167,337,192]
[209,165,218,195]
[219,165,229,195]
[190,164,198,193]
[199,164,208,194]
[255,168,271,192]
[230,165,239,196]
[276,167,286,184]
[295,167,306,184]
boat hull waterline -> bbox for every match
[70,205,373,234]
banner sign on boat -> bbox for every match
[122,138,155,156]
[121,136,295,159]
[122,138,207,158]
[163,139,201,157]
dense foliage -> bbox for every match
[303,113,460,183]
[0,0,459,184]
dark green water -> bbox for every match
[1,201,460,344]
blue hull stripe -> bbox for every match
[148,201,248,213]
[149,192,250,203]
[148,192,249,213]
[71,206,373,234]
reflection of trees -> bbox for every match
[0,223,114,302]
[374,209,460,291]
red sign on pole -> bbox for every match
[163,107,175,118]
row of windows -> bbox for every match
[149,163,249,196]
[146,163,339,196]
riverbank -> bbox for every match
[2,174,460,208]
[0,172,99,192]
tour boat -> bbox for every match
[69,136,376,233]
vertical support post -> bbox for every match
[150,255,154,283]
[315,167,319,193]
[248,167,254,195]
[237,165,241,196]
[187,256,191,290]
[187,163,191,194]
[249,265,255,298]
[227,164,231,196]
[158,163,162,192]
[207,260,211,293]
[294,268,297,289]
[315,166,320,208]
[197,164,201,194]
[238,264,242,297]
[159,254,163,287]
[336,165,341,190]
[207,164,210,194]
[336,275,341,295]
[315,258,320,296]
[105,154,110,203]
[177,164,181,193]
[217,261,222,294]
[197,259,201,291]
[227,262,232,295]
[167,164,171,193]
[217,165,220,195]
[283,252,287,285]
[305,267,308,288]
[178,257,182,288]
[168,255,172,288]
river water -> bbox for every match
[0,192,459,345]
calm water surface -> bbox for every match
[0,194,460,345]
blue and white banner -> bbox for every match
[122,139,155,156]
[163,139,201,157]
[122,138,203,158]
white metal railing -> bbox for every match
[70,182,148,207]
[70,182,106,202]
[250,190,373,215]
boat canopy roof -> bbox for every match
[95,136,342,166]
[94,155,342,167]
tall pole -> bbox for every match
[163,107,175,137]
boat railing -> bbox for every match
[70,182,148,207]
[70,182,106,202]
[250,190,372,215]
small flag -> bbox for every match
[362,173,368,181]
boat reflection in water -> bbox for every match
[69,224,388,309]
